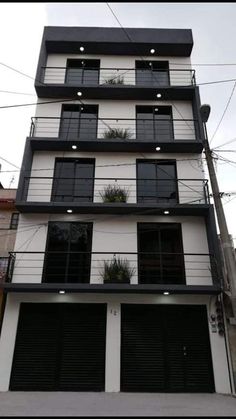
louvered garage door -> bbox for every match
[10,303,107,391]
[121,305,215,393]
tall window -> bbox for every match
[135,61,169,86]
[60,105,98,140]
[138,223,185,285]
[9,213,19,230]
[43,222,93,283]
[51,158,95,202]
[65,59,100,85]
[136,106,174,142]
[137,160,178,203]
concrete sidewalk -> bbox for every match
[0,392,235,416]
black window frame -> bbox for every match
[135,105,174,142]
[9,213,19,230]
[137,222,186,285]
[59,104,98,140]
[42,221,93,284]
[51,157,95,203]
[135,60,170,86]
[65,59,101,85]
[136,159,179,204]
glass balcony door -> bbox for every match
[51,158,95,203]
[135,60,169,86]
[43,222,92,283]
[138,223,185,285]
[137,160,178,203]
[65,59,100,85]
[60,105,98,140]
[136,106,174,142]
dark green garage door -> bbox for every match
[10,303,107,391]
[121,305,215,393]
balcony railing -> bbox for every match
[6,251,217,286]
[29,117,199,142]
[20,177,210,205]
[40,67,196,87]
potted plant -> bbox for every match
[101,257,135,284]
[100,184,129,203]
[102,128,132,140]
[104,76,124,85]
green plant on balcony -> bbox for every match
[102,128,132,140]
[101,257,135,283]
[100,184,129,203]
[104,76,124,84]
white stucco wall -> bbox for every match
[33,99,195,141]
[12,212,212,286]
[0,293,231,394]
[43,54,193,86]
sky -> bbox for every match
[1,2,236,242]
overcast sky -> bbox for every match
[1,2,236,243]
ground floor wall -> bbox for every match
[0,293,231,394]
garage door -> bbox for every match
[121,305,215,392]
[10,303,107,391]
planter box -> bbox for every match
[103,278,130,284]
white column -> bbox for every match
[0,296,20,391]
[105,302,120,392]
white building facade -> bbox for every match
[0,26,232,393]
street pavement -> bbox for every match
[0,392,235,416]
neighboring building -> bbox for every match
[0,26,232,393]
[0,187,18,323]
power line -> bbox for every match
[213,137,236,150]
[0,90,36,96]
[210,82,236,145]
[0,156,20,169]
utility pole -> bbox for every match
[200,104,236,319]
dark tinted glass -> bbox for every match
[60,105,98,140]
[66,59,100,85]
[136,61,169,86]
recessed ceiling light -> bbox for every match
[156,146,161,151]
[156,93,162,98]
[150,49,155,54]
[59,290,66,294]
[77,91,82,96]
[67,209,73,213]
[164,210,170,215]
[80,46,84,52]
[154,108,159,112]
[72,145,77,150]
[163,291,170,295]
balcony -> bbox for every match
[29,117,202,153]
[3,251,220,294]
[35,67,196,100]
[16,177,210,215]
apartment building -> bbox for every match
[0,26,232,393]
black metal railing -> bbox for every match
[29,117,199,142]
[19,177,210,205]
[40,67,196,87]
[6,251,218,285]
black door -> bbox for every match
[51,158,95,202]
[135,61,169,86]
[10,303,107,391]
[42,222,92,283]
[60,105,98,140]
[138,223,185,285]
[136,106,174,142]
[137,160,178,203]
[121,304,215,393]
[65,59,100,85]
